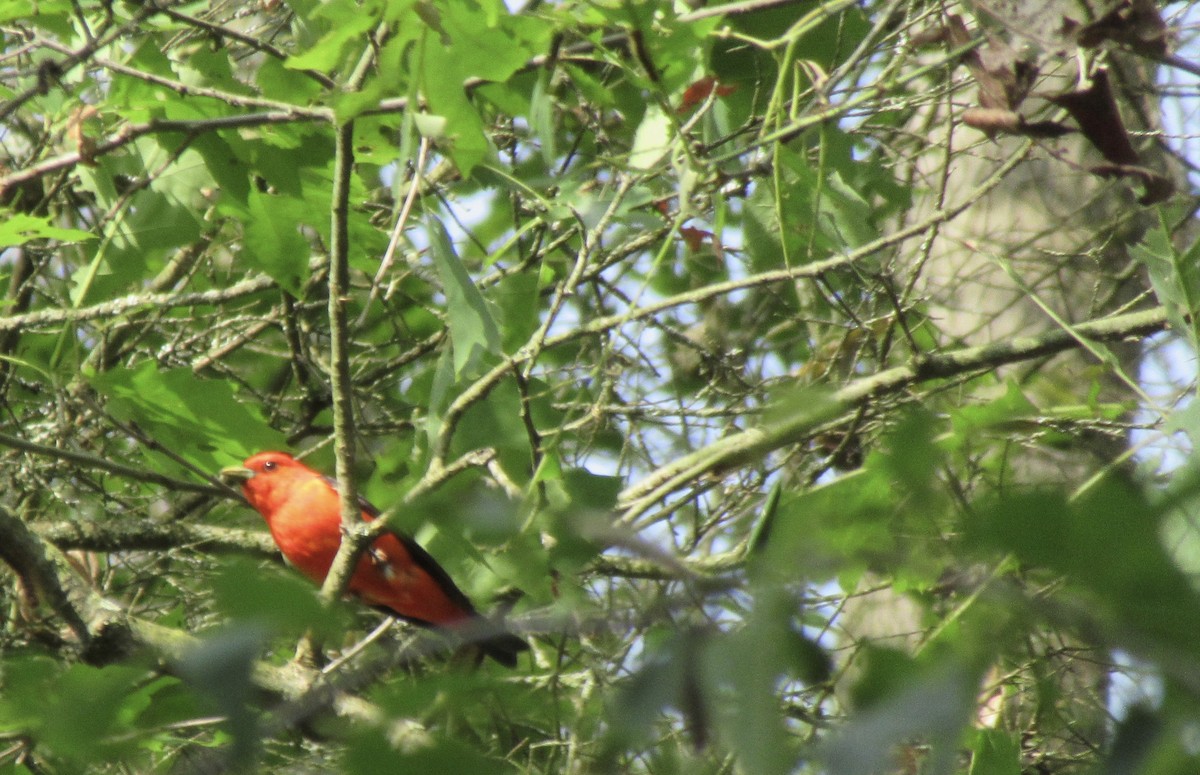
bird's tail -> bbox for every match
[478,630,530,668]
[450,618,529,668]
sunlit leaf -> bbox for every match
[0,212,93,247]
[630,105,675,171]
[1133,214,1200,349]
[427,216,501,378]
[89,362,286,473]
[284,0,379,72]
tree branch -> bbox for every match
[317,118,364,606]
[0,507,92,644]
[33,37,326,117]
[150,3,337,89]
[0,506,383,724]
[35,518,276,556]
[0,5,161,123]
[617,306,1169,522]
[406,143,1030,485]
[0,431,227,496]
[0,275,275,333]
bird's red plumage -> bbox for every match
[229,452,527,666]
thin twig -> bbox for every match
[0,430,226,495]
[616,305,1168,523]
[360,135,431,323]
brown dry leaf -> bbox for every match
[1046,69,1174,202]
[1091,163,1175,205]
[974,38,1038,110]
[66,105,101,167]
[945,14,1038,111]
[678,226,713,253]
[1019,119,1075,139]
[1047,69,1139,166]
[944,14,972,49]
[908,24,951,49]
[962,107,1023,136]
[962,107,1073,138]
[1075,0,1168,58]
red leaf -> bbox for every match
[678,77,737,114]
[679,226,712,252]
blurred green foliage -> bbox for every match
[0,0,1194,773]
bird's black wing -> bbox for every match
[320,475,479,616]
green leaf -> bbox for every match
[950,380,1040,434]
[242,187,311,295]
[818,169,877,248]
[966,479,1200,649]
[435,0,548,82]
[1164,399,1200,447]
[450,375,561,482]
[427,216,501,378]
[876,406,941,499]
[1103,706,1163,775]
[1133,215,1200,349]
[968,729,1021,775]
[0,212,93,247]
[529,72,557,165]
[176,624,269,770]
[630,104,674,170]
[12,0,69,34]
[774,145,877,253]
[88,362,286,473]
[424,344,457,448]
[211,559,345,637]
[822,662,978,775]
[0,660,149,766]
[747,479,783,558]
[0,656,55,740]
[333,76,389,122]
[284,0,379,72]
[191,133,251,207]
[848,646,919,710]
[419,36,493,173]
[46,664,148,762]
[0,1,34,23]
[413,112,449,139]
[743,170,803,275]
[547,518,604,575]
[763,468,892,581]
[256,56,323,104]
[704,591,806,775]
[123,180,204,252]
[493,269,540,350]
[601,627,694,752]
[562,467,623,511]
[344,731,516,775]
[408,0,548,172]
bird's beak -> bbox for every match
[219,465,254,484]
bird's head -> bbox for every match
[220,451,318,514]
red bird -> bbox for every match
[220,451,527,667]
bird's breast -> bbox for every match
[263,478,346,582]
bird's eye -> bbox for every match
[262,461,277,471]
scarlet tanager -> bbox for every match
[220,451,528,667]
